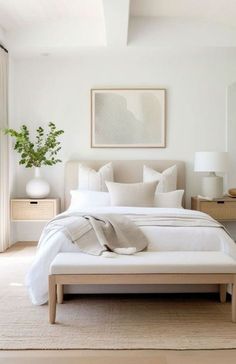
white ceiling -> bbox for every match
[0,0,236,56]
[0,0,104,30]
[130,0,236,27]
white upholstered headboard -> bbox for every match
[64,160,185,210]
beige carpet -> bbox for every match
[1,243,236,350]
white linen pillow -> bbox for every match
[106,181,158,207]
[78,162,113,191]
[154,190,184,208]
[143,165,177,193]
[68,190,110,210]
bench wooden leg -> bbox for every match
[232,278,236,323]
[49,275,57,324]
[219,284,227,303]
[57,284,64,304]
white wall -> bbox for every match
[227,82,236,188]
[0,25,6,45]
[9,47,236,242]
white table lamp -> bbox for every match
[194,152,228,199]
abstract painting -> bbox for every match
[91,89,166,148]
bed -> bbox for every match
[26,160,236,323]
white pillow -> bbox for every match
[143,165,177,193]
[106,181,158,207]
[154,190,184,208]
[68,190,110,210]
[78,162,113,191]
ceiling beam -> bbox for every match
[102,0,130,47]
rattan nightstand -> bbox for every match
[191,196,236,221]
[11,198,60,221]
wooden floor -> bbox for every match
[1,242,236,364]
[1,349,236,364]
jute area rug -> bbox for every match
[1,243,236,350]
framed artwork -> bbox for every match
[91,88,166,148]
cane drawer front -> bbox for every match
[11,199,59,221]
[199,200,236,221]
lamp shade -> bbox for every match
[194,152,228,172]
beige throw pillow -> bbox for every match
[78,162,113,191]
[154,190,184,208]
[143,165,177,193]
[106,181,158,207]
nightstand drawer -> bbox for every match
[191,197,236,221]
[200,201,236,220]
[11,199,60,221]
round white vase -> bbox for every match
[26,167,50,198]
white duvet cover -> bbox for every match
[26,207,236,305]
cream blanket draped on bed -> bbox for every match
[38,211,224,257]
[38,213,149,256]
[128,213,224,228]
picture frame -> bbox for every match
[91,88,166,148]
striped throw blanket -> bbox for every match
[38,211,224,256]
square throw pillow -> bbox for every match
[78,162,113,191]
[143,165,177,193]
[154,190,184,208]
[106,181,158,207]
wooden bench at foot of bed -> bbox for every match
[48,252,236,324]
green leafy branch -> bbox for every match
[5,122,64,168]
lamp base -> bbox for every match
[202,176,223,199]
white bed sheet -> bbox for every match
[26,207,236,305]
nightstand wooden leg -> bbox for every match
[219,284,227,303]
[49,275,57,324]
[232,278,236,323]
[57,284,64,304]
